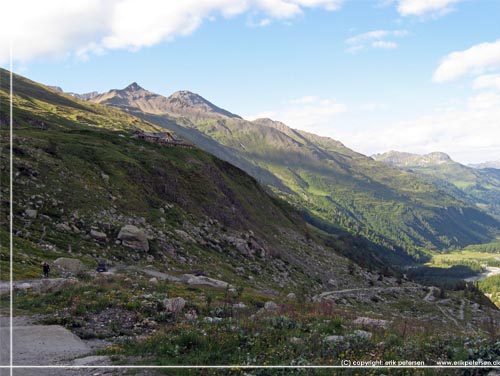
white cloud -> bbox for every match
[290,95,319,104]
[0,0,342,64]
[433,40,500,82]
[345,29,407,53]
[247,18,272,28]
[397,0,461,17]
[372,41,397,49]
[250,96,346,129]
[467,92,500,110]
[473,74,500,91]
[360,102,388,111]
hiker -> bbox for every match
[42,262,50,278]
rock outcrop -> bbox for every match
[117,225,149,251]
[163,297,186,313]
[53,258,85,274]
[181,274,231,289]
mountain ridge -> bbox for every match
[374,150,500,219]
[88,83,242,119]
[84,82,500,260]
[469,160,500,170]
[372,151,452,167]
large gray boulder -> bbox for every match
[264,301,278,310]
[353,330,373,340]
[56,223,72,232]
[90,229,107,242]
[163,297,186,313]
[353,317,390,328]
[25,209,37,219]
[53,258,85,274]
[324,335,344,343]
[181,274,231,289]
[117,225,149,251]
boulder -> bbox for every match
[204,317,223,324]
[324,335,344,343]
[25,209,37,219]
[353,330,372,340]
[225,236,252,256]
[90,229,107,242]
[53,258,85,274]
[182,274,231,289]
[174,230,196,243]
[163,297,186,313]
[353,316,390,328]
[233,302,247,309]
[264,301,278,310]
[290,337,304,345]
[286,293,296,300]
[56,223,72,232]
[117,225,149,251]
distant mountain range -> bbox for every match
[71,82,500,261]
[83,82,241,119]
[372,151,452,167]
[468,160,500,170]
[373,151,500,220]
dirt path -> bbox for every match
[436,305,459,327]
[458,299,465,321]
[127,266,181,282]
[0,316,115,375]
[423,287,437,302]
[314,286,423,301]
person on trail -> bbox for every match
[42,262,50,278]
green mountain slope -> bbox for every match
[1,68,379,292]
[90,84,500,260]
[373,151,500,219]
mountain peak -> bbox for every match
[169,90,207,104]
[373,150,453,167]
[427,151,451,161]
[166,90,242,119]
[468,160,500,169]
[124,82,144,92]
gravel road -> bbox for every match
[0,316,127,376]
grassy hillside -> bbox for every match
[0,68,376,293]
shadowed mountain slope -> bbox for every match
[85,83,500,261]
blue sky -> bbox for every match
[2,0,500,163]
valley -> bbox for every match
[86,81,500,265]
[426,242,500,307]
[1,68,500,372]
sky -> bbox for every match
[1,0,500,164]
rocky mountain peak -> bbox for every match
[373,151,452,167]
[166,90,242,119]
[48,85,63,92]
[124,82,144,92]
[426,151,451,162]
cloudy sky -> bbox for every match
[1,0,499,164]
